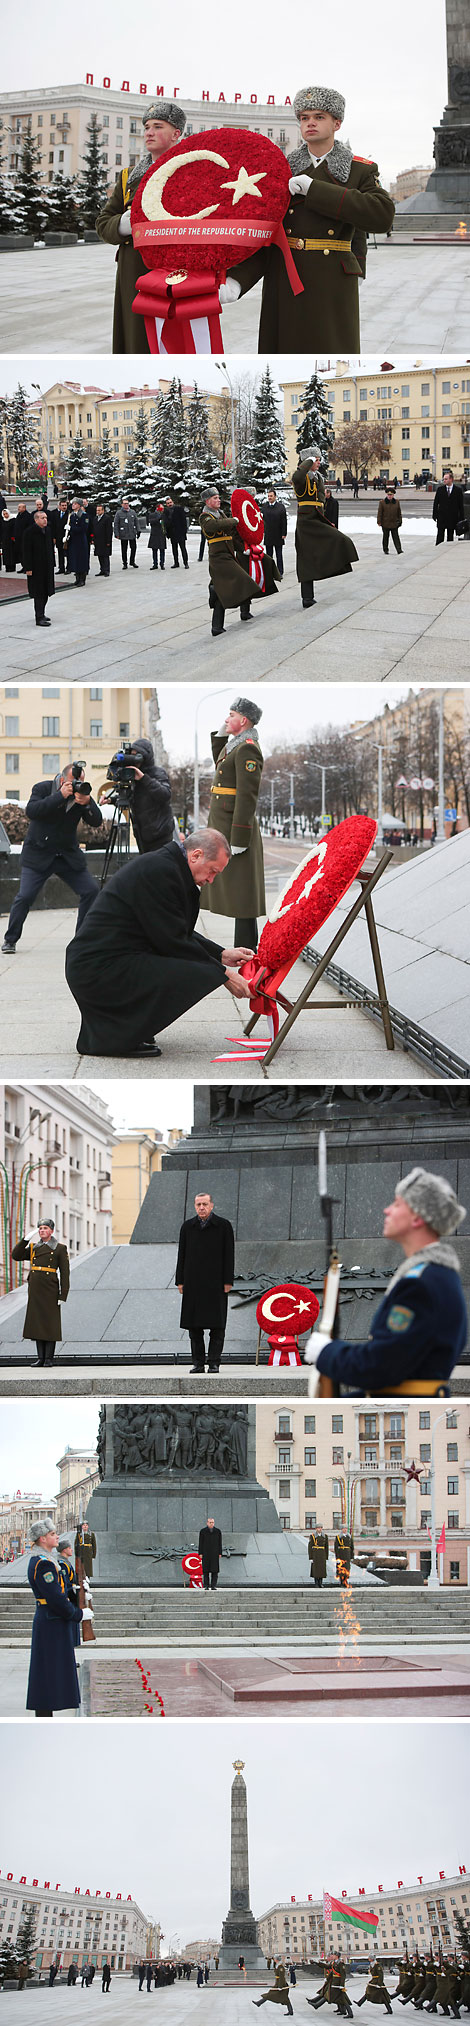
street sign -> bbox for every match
[445,807,457,821]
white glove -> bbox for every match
[81,1607,94,1623]
[219,278,241,304]
[231,845,247,856]
[119,211,133,238]
[303,1330,333,1366]
[288,174,311,197]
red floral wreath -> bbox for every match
[257,815,377,973]
[131,126,294,285]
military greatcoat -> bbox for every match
[293,462,358,581]
[200,510,266,609]
[308,1529,329,1580]
[202,728,266,920]
[26,1552,82,1711]
[334,1531,353,1571]
[74,1525,97,1578]
[96,171,150,354]
[12,1238,70,1341]
[230,154,395,351]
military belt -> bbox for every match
[211,786,237,796]
[207,534,233,543]
[30,1265,58,1275]
[370,1381,449,1397]
[286,235,352,253]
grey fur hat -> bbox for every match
[57,1536,72,1552]
[396,1167,466,1237]
[142,101,186,134]
[231,697,263,725]
[30,1518,56,1543]
[294,85,346,122]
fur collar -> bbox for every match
[127,150,152,199]
[224,727,261,756]
[385,1240,462,1298]
[288,137,353,184]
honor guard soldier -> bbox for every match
[57,1536,81,1649]
[201,696,265,950]
[74,1521,97,1581]
[334,1530,354,1586]
[96,100,187,354]
[308,1526,329,1586]
[222,83,395,351]
[26,1520,93,1717]
[306,1168,468,1396]
[200,489,264,637]
[293,450,358,608]
[12,1218,70,1366]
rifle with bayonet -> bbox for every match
[306,1129,342,1397]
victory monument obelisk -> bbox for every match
[396,0,470,226]
[216,1762,268,1983]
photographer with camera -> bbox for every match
[108,738,175,854]
[1,764,102,954]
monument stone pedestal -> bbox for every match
[395,0,470,228]
[214,1764,268,1985]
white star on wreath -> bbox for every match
[221,166,267,206]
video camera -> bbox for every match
[70,760,92,796]
[106,744,138,800]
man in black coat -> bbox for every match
[176,1190,235,1371]
[324,488,339,527]
[198,1516,223,1588]
[1,765,102,954]
[93,501,113,576]
[164,496,189,568]
[23,509,55,625]
[262,487,287,575]
[433,470,464,543]
[13,501,32,570]
[48,498,69,573]
[125,737,175,853]
[65,830,252,1059]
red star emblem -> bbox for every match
[405,1460,423,1483]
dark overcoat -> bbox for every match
[127,739,174,854]
[66,512,89,575]
[65,841,226,1056]
[11,1237,70,1341]
[0,516,16,568]
[26,1554,82,1710]
[23,521,55,599]
[200,511,265,608]
[93,511,113,558]
[315,1255,468,1393]
[198,1524,222,1575]
[96,171,150,354]
[75,1526,96,1577]
[377,499,402,531]
[147,510,166,553]
[20,779,102,874]
[293,462,358,580]
[176,1212,235,1329]
[58,1552,81,1648]
[230,156,395,351]
[202,729,266,919]
[13,507,32,563]
[334,1532,353,1571]
[308,1529,329,1580]
[433,483,464,534]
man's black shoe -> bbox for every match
[130,562,139,568]
[77,1043,162,1058]
[1,940,16,953]
[189,1365,204,1374]
[240,611,253,621]
[36,616,51,626]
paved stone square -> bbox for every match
[1,521,469,681]
[1,240,470,351]
[0,1978,420,2021]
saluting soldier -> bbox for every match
[308,1526,329,1586]
[334,1530,354,1586]
[201,696,265,950]
[222,83,395,351]
[26,1520,93,1717]
[293,452,358,609]
[74,1521,97,1581]
[12,1217,70,1367]
[306,1168,468,1397]
[96,100,187,354]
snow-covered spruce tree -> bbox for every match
[156,378,188,495]
[184,382,226,518]
[91,427,121,510]
[239,364,286,494]
[45,172,80,234]
[6,385,39,490]
[15,131,49,236]
[295,372,334,473]
[120,406,154,512]
[64,433,96,498]
[15,1908,37,1981]
[75,114,109,231]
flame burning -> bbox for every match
[455,221,468,238]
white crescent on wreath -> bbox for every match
[141,150,268,223]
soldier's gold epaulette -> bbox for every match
[353,154,374,163]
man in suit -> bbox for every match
[198,1516,223,1589]
[176,1190,235,1372]
[433,470,464,543]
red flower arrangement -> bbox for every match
[135,1658,165,1716]
[257,815,377,975]
[256,1284,320,1336]
[131,126,294,283]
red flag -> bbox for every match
[436,1524,446,1556]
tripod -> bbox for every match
[99,792,133,887]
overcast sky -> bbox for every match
[84,1077,194,1135]
[1,356,468,402]
[0,1723,466,1941]
[155,683,426,765]
[2,0,446,185]
[0,1400,99,1499]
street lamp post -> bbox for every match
[289,771,295,840]
[215,360,236,474]
[427,1407,458,1590]
[435,689,446,845]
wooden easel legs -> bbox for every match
[246,849,395,1070]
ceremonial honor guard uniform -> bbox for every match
[293,458,358,608]
[310,1169,468,1397]
[308,1528,329,1585]
[202,696,266,948]
[74,1523,97,1580]
[229,84,394,351]
[12,1229,70,1365]
[58,1540,81,1649]
[334,1531,353,1586]
[26,1539,83,1716]
[200,507,264,633]
[96,100,187,354]
[356,1968,393,2014]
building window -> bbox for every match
[402,448,410,460]
[304,1479,316,1497]
[278,1482,290,1501]
[447,1478,459,1496]
[364,1416,377,1437]
[420,1512,431,1530]
[278,1449,291,1467]
[448,1512,459,1529]
[332,1415,343,1433]
[401,427,410,439]
[305,1514,316,1529]
[304,1415,315,1433]
[422,427,430,439]
[420,1478,432,1496]
[5,715,19,735]
[332,1447,344,1465]
[278,1415,291,1435]
[390,1480,404,1503]
[42,686,60,696]
[5,687,19,696]
[304,1448,316,1466]
[447,1443,458,1461]
[446,1413,458,1429]
[419,1444,431,1462]
[90,720,102,738]
[419,1412,431,1429]
[90,687,103,700]
[450,1561,460,1581]
[5,754,19,773]
[116,153,122,165]
[42,716,59,737]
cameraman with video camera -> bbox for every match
[1,763,102,954]
[106,738,175,855]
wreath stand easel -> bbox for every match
[243,848,395,1072]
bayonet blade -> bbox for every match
[318,1129,328,1200]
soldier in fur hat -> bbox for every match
[305,1167,468,1395]
[96,100,187,352]
[201,697,265,949]
[12,1218,70,1367]
[222,82,394,351]
[293,448,358,607]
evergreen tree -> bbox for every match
[295,372,335,472]
[120,406,154,511]
[0,1941,20,1981]
[455,1913,470,1957]
[155,378,187,494]
[15,1907,37,1978]
[0,118,28,234]
[15,131,49,236]
[240,365,286,493]
[45,172,80,234]
[7,384,40,489]
[92,426,121,510]
[184,382,225,517]
[76,114,109,230]
[64,432,96,498]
